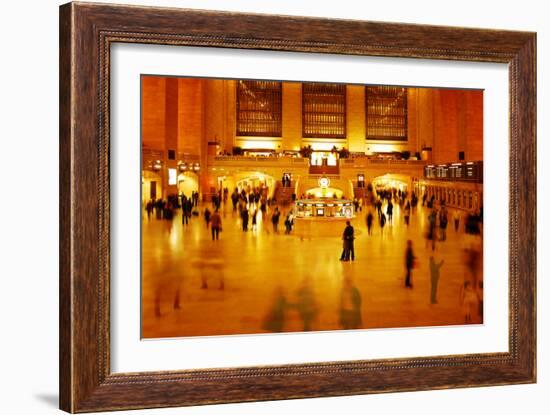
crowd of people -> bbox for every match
[336,186,483,323]
[145,183,484,326]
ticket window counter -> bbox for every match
[295,200,354,218]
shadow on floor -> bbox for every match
[35,393,58,408]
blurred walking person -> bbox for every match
[404,200,411,226]
[404,240,416,288]
[284,213,293,234]
[145,200,153,221]
[262,287,288,333]
[241,206,249,231]
[251,209,258,231]
[465,245,481,289]
[439,205,448,241]
[461,281,479,323]
[387,200,394,224]
[379,212,387,236]
[271,208,280,233]
[366,211,374,236]
[339,276,362,330]
[429,255,444,304]
[295,278,317,331]
[204,207,211,228]
[426,209,437,251]
[453,210,461,232]
[210,209,222,241]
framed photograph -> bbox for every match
[59,2,536,412]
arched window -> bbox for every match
[302,83,346,138]
[366,86,407,141]
[236,80,282,137]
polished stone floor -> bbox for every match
[142,200,483,338]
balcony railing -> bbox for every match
[341,157,427,168]
[208,155,308,167]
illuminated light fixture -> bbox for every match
[168,168,177,185]
[239,140,278,150]
[466,162,474,165]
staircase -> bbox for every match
[353,186,367,201]
[309,160,340,175]
[354,186,375,205]
[273,181,295,205]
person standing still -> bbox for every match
[340,221,355,261]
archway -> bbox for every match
[177,172,199,198]
[142,170,162,203]
[371,173,411,193]
[226,171,276,197]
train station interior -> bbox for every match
[141,77,484,338]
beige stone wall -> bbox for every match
[281,82,302,151]
[177,78,203,155]
[410,87,483,164]
[204,79,227,151]
[412,87,435,152]
[464,90,483,161]
[141,76,166,151]
[347,85,366,152]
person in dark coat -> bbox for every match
[182,198,192,225]
[241,207,249,231]
[340,221,355,261]
[386,200,394,224]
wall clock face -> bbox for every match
[319,177,330,188]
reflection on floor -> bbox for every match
[142,202,483,338]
